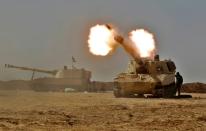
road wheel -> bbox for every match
[162,83,177,98]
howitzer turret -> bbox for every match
[113,35,179,98]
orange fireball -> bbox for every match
[129,29,156,59]
[88,24,116,56]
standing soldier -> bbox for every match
[175,72,183,96]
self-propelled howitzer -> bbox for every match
[113,36,177,98]
[5,64,92,92]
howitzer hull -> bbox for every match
[113,59,178,98]
[31,77,90,92]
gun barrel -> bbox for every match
[5,64,57,75]
[114,35,142,64]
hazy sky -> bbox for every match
[0,0,206,82]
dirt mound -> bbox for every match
[182,82,206,93]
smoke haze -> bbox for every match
[0,0,206,82]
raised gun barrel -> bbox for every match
[114,35,143,65]
[105,24,144,67]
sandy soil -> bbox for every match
[0,90,205,131]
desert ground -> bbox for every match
[0,90,205,131]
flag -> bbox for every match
[72,56,76,63]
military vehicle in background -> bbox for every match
[5,64,91,92]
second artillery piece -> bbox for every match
[5,64,91,92]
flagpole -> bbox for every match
[72,56,73,69]
[72,56,76,69]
